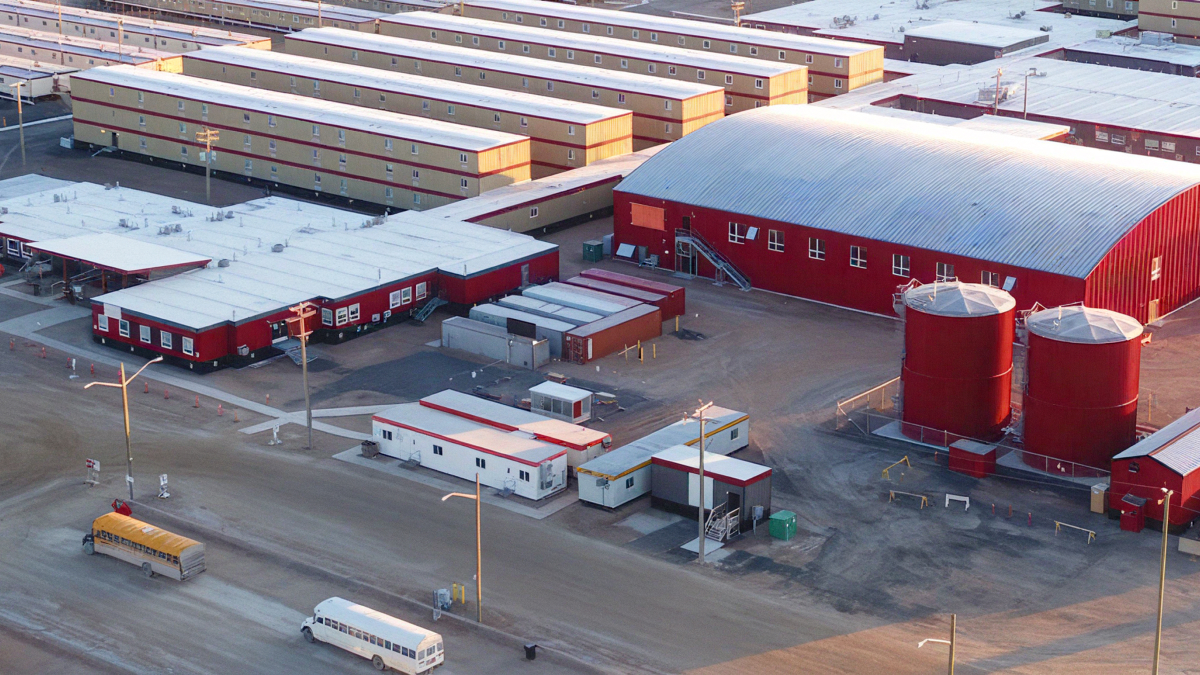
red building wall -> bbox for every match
[439,249,559,305]
[1110,457,1200,526]
[613,191,1085,316]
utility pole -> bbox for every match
[118,17,124,63]
[690,401,714,564]
[286,301,317,450]
[992,67,1003,116]
[1023,68,1037,119]
[84,357,163,501]
[730,1,745,27]
[195,127,219,205]
[1152,488,1174,675]
[8,81,24,166]
[442,474,482,623]
[918,613,956,675]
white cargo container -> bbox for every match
[441,316,549,370]
[495,294,602,325]
[468,303,572,358]
[522,282,639,316]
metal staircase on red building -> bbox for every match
[674,228,752,291]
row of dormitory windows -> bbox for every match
[313,616,442,661]
[318,282,428,327]
[376,431,540,483]
[96,314,197,356]
[497,10,851,65]
[1095,130,1193,156]
[94,529,181,565]
[7,45,101,65]
[1081,0,1135,8]
[8,16,193,48]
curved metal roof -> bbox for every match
[1027,306,1143,344]
[615,106,1200,279]
[903,281,1015,318]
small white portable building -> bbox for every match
[529,381,593,424]
[372,402,568,500]
[650,445,772,530]
[420,389,610,469]
[576,405,750,508]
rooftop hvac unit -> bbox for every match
[271,244,284,253]
[1096,29,1112,38]
[1141,31,1174,46]
[217,259,231,267]
[976,82,1018,104]
[118,218,129,228]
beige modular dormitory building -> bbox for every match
[100,0,386,33]
[376,12,806,114]
[285,27,725,149]
[455,0,882,100]
[0,25,181,70]
[182,46,632,178]
[71,66,531,210]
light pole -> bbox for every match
[442,474,482,623]
[1023,67,1037,119]
[992,67,1004,116]
[8,81,24,166]
[285,301,317,450]
[84,356,163,501]
[690,401,714,564]
[195,127,220,205]
[917,613,956,675]
[1152,487,1174,675]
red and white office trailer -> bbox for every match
[372,402,568,500]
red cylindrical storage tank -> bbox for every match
[1022,306,1143,469]
[901,282,1016,442]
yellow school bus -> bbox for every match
[83,512,206,580]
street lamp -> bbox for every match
[8,80,24,166]
[285,301,317,450]
[1152,487,1175,675]
[84,356,163,501]
[689,401,714,564]
[195,127,220,206]
[1023,67,1038,120]
[442,474,482,623]
[917,613,956,675]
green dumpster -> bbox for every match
[582,240,605,262]
[768,510,797,541]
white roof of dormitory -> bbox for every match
[857,106,1069,139]
[616,105,1200,280]
[1066,36,1200,68]
[459,0,875,58]
[425,145,667,223]
[576,405,747,479]
[910,57,1200,140]
[0,24,176,62]
[904,20,1047,49]
[288,28,724,101]
[419,389,609,450]
[379,12,801,77]
[74,66,529,152]
[183,46,629,125]
[0,54,77,78]
[374,402,567,465]
[742,0,1134,52]
[0,0,266,46]
[207,0,389,22]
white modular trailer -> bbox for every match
[440,316,550,370]
[372,402,568,500]
[302,597,444,674]
[576,404,749,508]
[494,294,602,325]
[468,302,572,357]
[529,381,591,424]
[521,281,640,316]
[420,388,610,468]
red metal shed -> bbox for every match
[1110,407,1200,531]
[578,268,685,319]
[564,304,662,364]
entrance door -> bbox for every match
[727,491,741,516]
[1148,298,1160,323]
[675,240,696,275]
[521,263,529,287]
[111,132,119,149]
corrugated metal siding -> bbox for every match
[615,106,1200,278]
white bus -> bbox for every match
[301,597,444,673]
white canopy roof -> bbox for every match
[31,232,210,274]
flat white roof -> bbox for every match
[0,0,268,45]
[420,389,608,449]
[1066,36,1200,68]
[904,20,1048,49]
[288,28,725,100]
[529,381,590,402]
[0,181,554,330]
[495,295,602,325]
[460,0,876,57]
[380,12,802,77]
[374,402,566,465]
[202,0,388,22]
[652,444,770,484]
[522,282,637,315]
[577,406,747,478]
[184,46,629,125]
[426,145,666,222]
[31,232,210,274]
[744,0,1135,54]
[0,174,74,201]
[0,24,177,62]
[472,303,576,332]
[74,66,528,151]
[954,114,1069,139]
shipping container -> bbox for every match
[564,304,661,364]
[522,282,640,316]
[468,303,572,357]
[441,316,549,369]
[564,275,670,317]
[494,294,601,325]
[578,267,685,319]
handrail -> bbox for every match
[675,228,751,290]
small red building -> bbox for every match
[1110,407,1200,532]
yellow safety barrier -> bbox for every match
[1054,521,1096,544]
[452,583,467,604]
[882,456,912,481]
[889,490,930,509]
